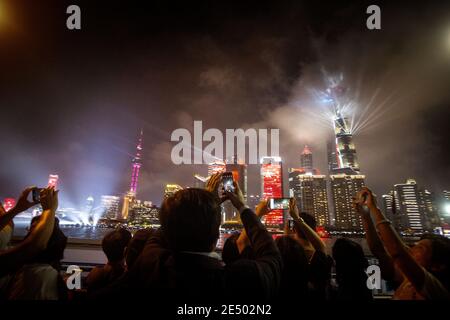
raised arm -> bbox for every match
[0,187,58,277]
[0,187,38,231]
[236,200,271,254]
[224,182,282,298]
[353,189,399,282]
[361,187,425,290]
[289,198,326,254]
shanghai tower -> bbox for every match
[324,76,360,173]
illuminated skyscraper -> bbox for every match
[330,173,365,230]
[333,116,359,172]
[382,193,395,226]
[101,195,120,220]
[418,189,441,230]
[247,194,261,211]
[208,160,226,177]
[261,156,284,227]
[129,129,144,196]
[322,77,360,174]
[300,145,313,172]
[164,184,183,199]
[392,179,426,234]
[2,198,16,212]
[327,140,339,174]
[121,130,144,221]
[289,170,330,227]
[48,174,59,189]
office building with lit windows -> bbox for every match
[289,170,330,227]
[101,195,121,220]
[260,156,284,227]
[330,173,365,231]
[392,179,425,234]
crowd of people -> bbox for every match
[0,173,449,301]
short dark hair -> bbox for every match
[126,229,154,269]
[102,228,132,263]
[294,212,317,239]
[332,238,368,282]
[276,236,309,295]
[222,233,240,265]
[29,217,67,266]
[160,188,221,252]
[420,234,450,290]
[300,212,317,231]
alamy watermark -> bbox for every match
[66,265,82,290]
[170,121,280,165]
[366,265,381,290]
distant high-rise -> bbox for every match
[121,130,144,221]
[129,129,144,196]
[48,174,59,189]
[300,145,313,172]
[208,160,226,177]
[101,195,120,220]
[419,189,441,230]
[164,184,183,199]
[444,191,450,202]
[193,174,206,188]
[247,194,261,211]
[327,140,339,174]
[382,193,394,224]
[330,173,365,230]
[2,198,16,212]
[392,179,426,234]
[261,156,284,227]
[333,116,359,172]
[288,169,330,227]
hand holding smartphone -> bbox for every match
[268,198,290,210]
[221,172,235,193]
[32,187,44,203]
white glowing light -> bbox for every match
[445,203,450,215]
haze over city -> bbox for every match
[1,0,450,207]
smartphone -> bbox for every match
[288,219,295,231]
[268,198,290,210]
[32,188,43,203]
[221,172,235,193]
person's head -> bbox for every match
[294,212,317,240]
[126,229,154,269]
[411,234,450,290]
[28,217,67,267]
[332,238,368,283]
[160,188,221,252]
[222,233,240,265]
[102,228,132,264]
[276,236,309,293]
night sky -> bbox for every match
[1,0,449,207]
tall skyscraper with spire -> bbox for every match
[120,129,144,221]
[300,145,313,172]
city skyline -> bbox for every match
[1,1,449,208]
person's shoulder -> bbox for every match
[421,269,450,300]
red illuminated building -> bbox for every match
[260,156,284,227]
[3,198,16,212]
